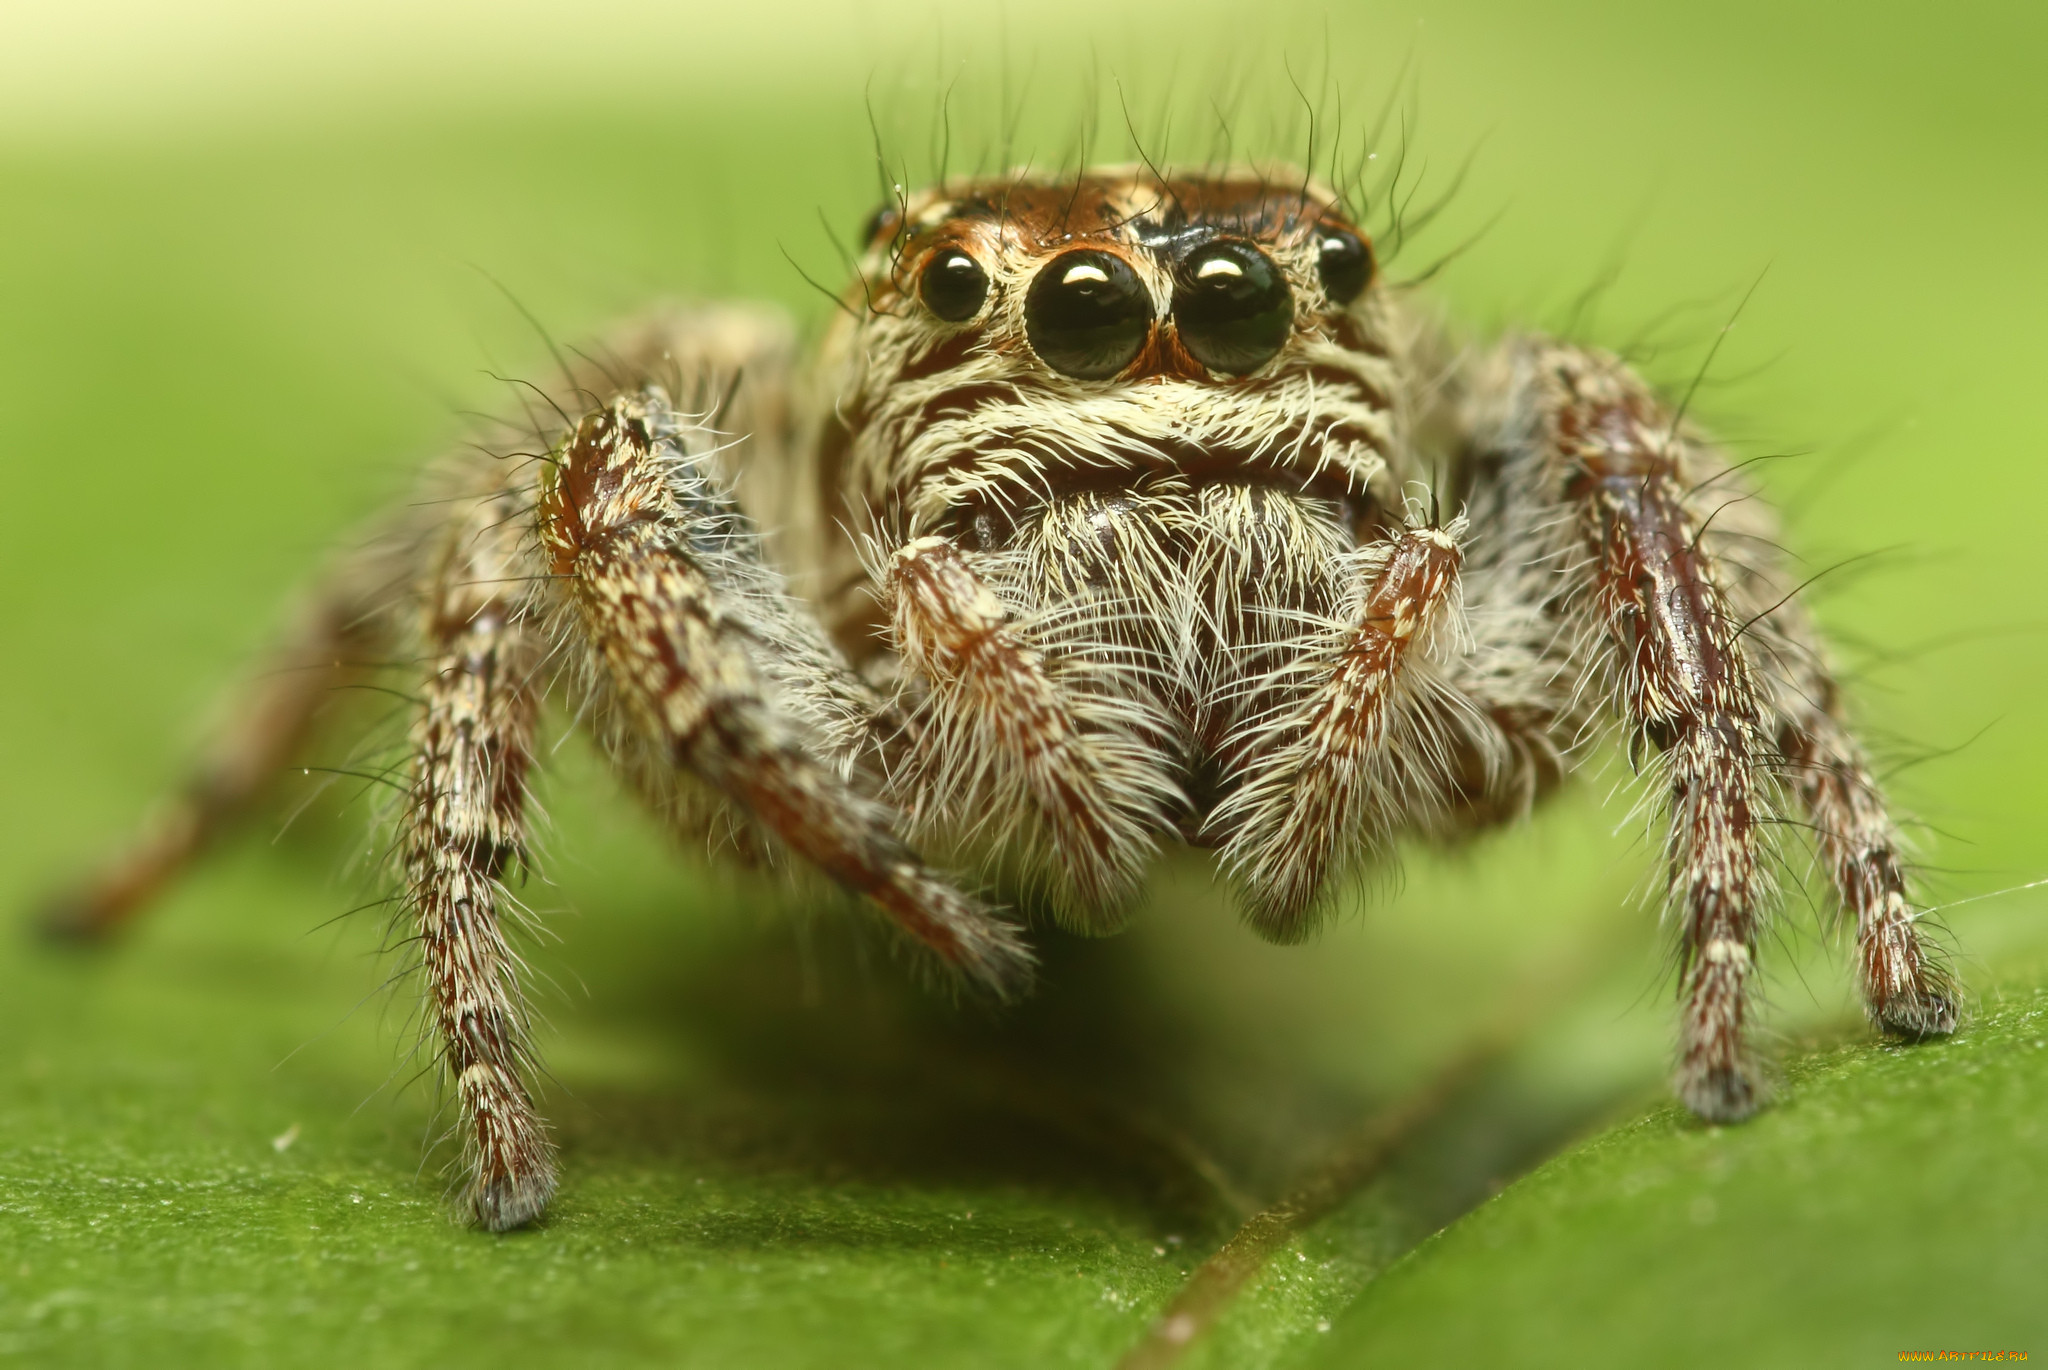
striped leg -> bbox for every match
[1540,346,1775,1119]
[403,484,551,1230]
[539,394,1031,996]
[1779,679,1957,1035]
[1213,519,1467,941]
[886,534,1175,926]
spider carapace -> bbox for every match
[46,166,1956,1229]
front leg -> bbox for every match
[885,535,1177,926]
[539,394,1032,996]
[1212,517,1468,941]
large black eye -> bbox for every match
[1171,241,1294,375]
[1317,229,1372,305]
[920,249,988,322]
[1024,250,1153,379]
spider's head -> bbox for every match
[823,166,1398,539]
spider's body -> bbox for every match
[50,166,1956,1231]
[819,170,1449,928]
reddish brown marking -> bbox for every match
[729,759,965,960]
[539,408,661,577]
[907,174,1344,253]
[1781,719,1956,1034]
[905,380,1028,432]
[1557,369,1766,1115]
[890,537,1143,909]
[540,400,1025,991]
[1129,323,1213,382]
[1307,539,1459,761]
[1222,526,1463,937]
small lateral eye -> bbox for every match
[1316,229,1373,306]
[1172,240,1294,375]
[920,249,989,322]
[1025,249,1154,380]
[859,203,899,248]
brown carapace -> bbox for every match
[43,166,1957,1229]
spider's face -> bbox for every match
[864,167,1374,383]
[825,167,1399,541]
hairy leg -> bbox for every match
[1212,518,1468,940]
[565,306,858,873]
[1461,340,1791,1117]
[1564,348,1779,1116]
[540,393,1032,995]
[1774,650,1958,1034]
[886,533,1175,924]
[403,480,552,1230]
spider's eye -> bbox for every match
[1024,250,1153,380]
[1171,241,1294,375]
[920,248,988,322]
[1316,229,1373,306]
[859,203,898,248]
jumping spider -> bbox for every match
[46,165,1957,1230]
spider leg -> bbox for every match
[1211,518,1468,941]
[1520,342,1784,1118]
[1773,640,1958,1034]
[885,534,1175,926]
[539,395,1032,996]
[402,480,552,1230]
[38,547,406,940]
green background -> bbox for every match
[1,1,2043,1365]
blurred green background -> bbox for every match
[1,1,2044,1365]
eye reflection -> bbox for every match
[1024,250,1154,380]
[920,249,989,322]
[1316,229,1372,306]
[1172,240,1293,375]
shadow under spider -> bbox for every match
[538,904,1287,1242]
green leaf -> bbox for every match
[1307,981,2048,1366]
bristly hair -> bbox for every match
[809,44,1465,319]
